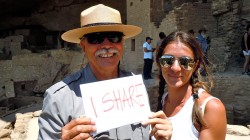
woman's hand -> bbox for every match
[142,111,172,140]
[61,116,96,140]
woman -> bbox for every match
[241,24,250,75]
[155,31,227,140]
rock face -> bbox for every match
[0,0,127,31]
[227,124,250,136]
[0,104,42,140]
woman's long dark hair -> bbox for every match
[155,31,213,126]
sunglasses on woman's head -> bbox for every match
[81,32,124,44]
[160,55,195,70]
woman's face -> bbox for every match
[161,40,196,88]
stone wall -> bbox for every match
[0,45,83,102]
[211,0,243,70]
[212,74,250,125]
[123,1,219,73]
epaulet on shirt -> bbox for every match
[120,70,133,77]
[46,70,82,94]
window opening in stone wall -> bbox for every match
[202,0,207,3]
[2,86,5,93]
[21,83,25,90]
[14,80,38,96]
[130,2,133,6]
[131,39,135,51]
[163,0,173,13]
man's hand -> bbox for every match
[142,111,172,140]
[61,116,96,140]
[152,48,156,52]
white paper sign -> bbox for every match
[80,74,151,133]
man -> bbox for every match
[197,27,209,65]
[155,32,166,53]
[143,37,155,80]
[187,29,195,38]
[197,27,208,54]
[38,4,172,140]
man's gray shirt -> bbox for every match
[38,64,150,140]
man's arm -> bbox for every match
[38,91,63,139]
[143,46,155,52]
[38,87,96,140]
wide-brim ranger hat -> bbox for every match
[61,4,142,44]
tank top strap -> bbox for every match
[197,88,205,95]
[200,96,219,116]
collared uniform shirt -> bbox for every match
[38,64,150,140]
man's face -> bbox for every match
[201,31,206,37]
[147,39,152,44]
[80,32,124,74]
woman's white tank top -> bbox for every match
[161,88,218,140]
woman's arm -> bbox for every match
[199,98,227,140]
[244,33,248,51]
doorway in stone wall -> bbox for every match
[14,80,37,96]
[12,80,43,109]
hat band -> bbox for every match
[81,22,122,27]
